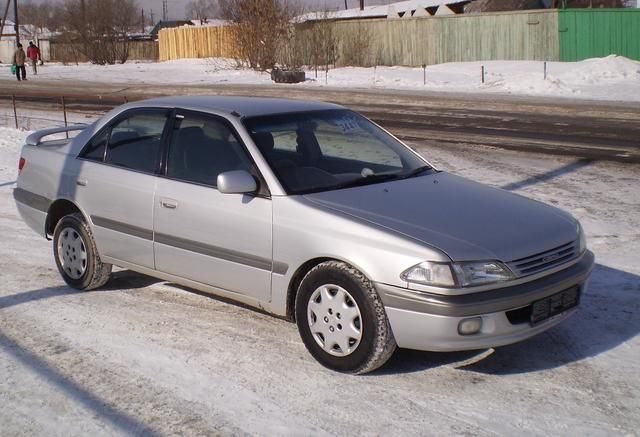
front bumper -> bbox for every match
[377,250,594,352]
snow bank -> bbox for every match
[7,55,640,103]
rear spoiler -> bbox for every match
[25,124,88,147]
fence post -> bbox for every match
[61,96,69,138]
[544,61,547,80]
[12,95,18,129]
[423,64,427,85]
[481,65,485,84]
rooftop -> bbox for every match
[299,0,469,22]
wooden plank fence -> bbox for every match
[157,11,560,67]
[159,26,238,61]
[326,10,560,66]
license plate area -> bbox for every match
[530,286,580,325]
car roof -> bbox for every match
[134,96,344,118]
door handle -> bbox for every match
[76,178,88,186]
[160,198,178,209]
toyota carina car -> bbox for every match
[14,96,594,373]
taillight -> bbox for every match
[18,157,25,173]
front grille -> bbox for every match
[507,241,577,277]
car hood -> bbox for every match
[304,172,578,262]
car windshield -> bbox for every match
[244,109,433,195]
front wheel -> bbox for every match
[295,261,397,374]
[53,213,112,290]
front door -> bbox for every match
[153,111,273,302]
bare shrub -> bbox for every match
[219,0,301,71]
[275,23,305,70]
[51,31,84,64]
[293,12,339,74]
[340,23,372,67]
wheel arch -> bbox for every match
[45,198,89,237]
[285,256,373,322]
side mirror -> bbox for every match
[217,170,257,194]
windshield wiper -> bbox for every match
[332,173,401,190]
[401,165,434,179]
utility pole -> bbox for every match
[141,8,145,33]
[162,0,168,21]
[13,0,19,44]
[359,0,364,10]
[150,9,155,26]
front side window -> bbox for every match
[104,111,168,173]
[166,114,252,187]
[81,129,108,162]
[245,109,431,194]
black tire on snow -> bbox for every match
[52,213,112,290]
[295,260,397,374]
[270,68,306,83]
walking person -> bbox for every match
[27,41,41,75]
[13,43,27,81]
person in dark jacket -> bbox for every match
[13,43,27,81]
[27,41,41,75]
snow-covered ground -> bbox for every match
[0,125,638,435]
[7,55,640,102]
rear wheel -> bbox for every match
[53,213,112,290]
[295,261,397,374]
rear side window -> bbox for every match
[167,114,252,187]
[105,112,168,173]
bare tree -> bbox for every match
[62,0,138,65]
[219,0,301,70]
[185,0,219,23]
[18,0,59,36]
[340,23,371,67]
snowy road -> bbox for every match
[1,127,639,435]
[2,85,640,163]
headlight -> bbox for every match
[452,261,514,287]
[401,261,456,287]
[578,222,587,254]
[401,260,514,288]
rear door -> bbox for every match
[153,110,273,302]
[75,109,170,269]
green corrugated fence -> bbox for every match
[559,9,640,62]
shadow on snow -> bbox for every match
[3,261,637,379]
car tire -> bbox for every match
[295,261,397,374]
[53,213,112,290]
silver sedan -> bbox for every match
[14,96,594,373]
